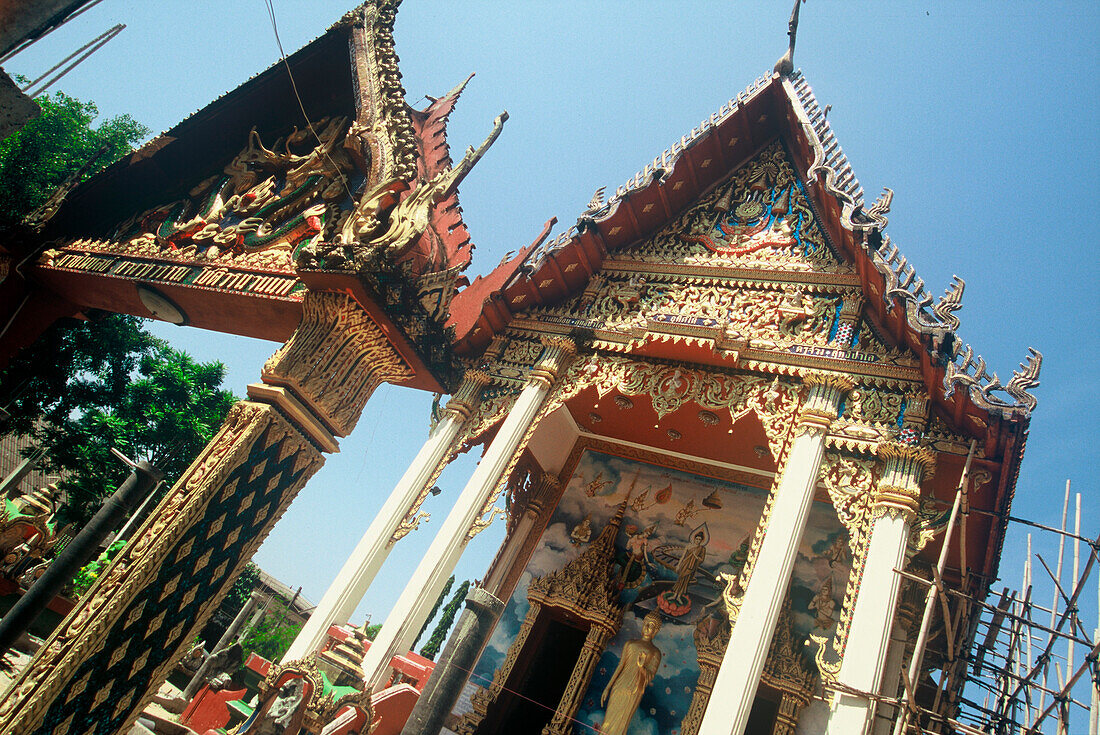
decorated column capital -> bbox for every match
[527,335,577,388]
[831,295,864,347]
[261,291,414,437]
[440,369,492,422]
[526,471,562,518]
[796,373,855,437]
[873,442,936,518]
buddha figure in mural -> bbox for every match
[600,610,664,735]
[658,522,709,616]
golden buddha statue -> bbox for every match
[599,610,663,735]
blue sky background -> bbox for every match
[6,0,1100,719]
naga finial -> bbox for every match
[774,0,805,77]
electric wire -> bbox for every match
[262,0,355,204]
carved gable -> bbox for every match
[622,140,847,274]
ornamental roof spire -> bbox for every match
[773,0,805,76]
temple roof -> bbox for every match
[445,67,1040,587]
[35,2,479,283]
[446,69,1039,426]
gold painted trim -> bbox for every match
[246,383,340,453]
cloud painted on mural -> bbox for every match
[457,448,853,728]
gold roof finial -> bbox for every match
[774,0,805,77]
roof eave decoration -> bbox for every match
[293,2,508,389]
[516,70,778,279]
[782,73,1041,421]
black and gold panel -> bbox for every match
[28,406,323,735]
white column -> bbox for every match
[826,443,934,735]
[360,336,575,690]
[282,370,490,662]
[483,471,560,597]
[871,619,912,735]
[698,374,851,735]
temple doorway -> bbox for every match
[478,616,588,734]
[745,683,781,734]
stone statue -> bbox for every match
[600,611,663,735]
[254,678,305,735]
[204,643,243,691]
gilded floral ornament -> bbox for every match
[819,452,875,555]
[619,141,846,273]
[908,497,950,558]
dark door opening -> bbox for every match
[478,617,588,734]
[745,688,780,734]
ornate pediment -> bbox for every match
[620,141,848,275]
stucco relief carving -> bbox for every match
[621,141,847,273]
[262,291,414,436]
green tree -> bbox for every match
[0,84,147,229]
[226,563,261,610]
[419,580,469,661]
[70,539,126,597]
[0,313,154,437]
[412,574,453,650]
[239,596,302,663]
[32,340,236,526]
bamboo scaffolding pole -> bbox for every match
[1001,529,1099,730]
[967,507,1100,551]
[1090,551,1099,735]
[964,669,1089,708]
[1069,493,1082,729]
[1038,481,1071,719]
[1024,537,1038,726]
[1035,554,1093,644]
[891,439,976,735]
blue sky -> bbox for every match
[7,0,1100,712]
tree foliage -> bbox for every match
[0,314,237,527]
[0,84,147,229]
[413,574,453,650]
[70,539,126,597]
[419,580,469,661]
[239,596,301,663]
[43,339,235,526]
[0,314,153,437]
[226,563,261,610]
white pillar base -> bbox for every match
[826,511,911,735]
[697,429,827,735]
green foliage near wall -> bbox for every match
[0,83,147,229]
[419,580,470,661]
[239,595,302,663]
[70,539,126,597]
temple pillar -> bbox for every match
[698,374,852,735]
[541,624,614,735]
[282,369,491,662]
[871,616,913,735]
[825,442,934,735]
[399,469,561,732]
[400,586,505,735]
[0,291,413,735]
[483,470,562,598]
[459,601,543,734]
[360,336,575,690]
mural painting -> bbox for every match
[458,447,853,734]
